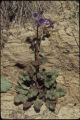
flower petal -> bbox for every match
[38,18,45,25]
[32,13,38,18]
[44,19,51,24]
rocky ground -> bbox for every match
[1,1,80,119]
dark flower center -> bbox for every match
[32,13,38,18]
[38,18,45,25]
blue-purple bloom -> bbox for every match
[32,9,53,28]
[32,13,38,18]
[38,18,50,26]
[38,18,53,28]
[44,19,54,28]
[38,18,46,25]
[44,19,51,24]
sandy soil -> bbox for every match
[1,1,80,119]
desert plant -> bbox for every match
[14,8,66,112]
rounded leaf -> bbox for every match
[46,89,56,100]
[15,86,28,95]
[14,94,27,104]
[1,77,12,92]
[34,99,43,112]
[46,100,56,111]
[44,78,56,88]
[28,89,38,99]
[39,48,44,52]
[54,87,66,98]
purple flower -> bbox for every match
[38,18,54,28]
[38,18,50,26]
[32,10,54,29]
[32,13,38,18]
[44,19,51,24]
[38,18,46,25]
[44,19,54,28]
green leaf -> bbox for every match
[15,86,28,95]
[54,87,66,98]
[46,100,56,111]
[18,79,23,84]
[44,78,56,88]
[14,94,28,104]
[19,73,25,80]
[46,72,52,77]
[34,99,43,112]
[23,101,33,110]
[46,70,58,78]
[27,65,36,77]
[40,57,48,64]
[44,70,58,88]
[46,89,56,100]
[28,71,34,79]
[25,75,31,81]
[46,87,66,100]
[19,72,31,81]
[52,70,59,78]
[39,54,43,58]
[28,89,38,99]
[37,73,46,80]
[20,83,30,90]
[33,75,37,81]
[0,77,12,92]
[37,73,41,79]
[39,48,44,52]
[18,79,30,90]
[38,90,45,99]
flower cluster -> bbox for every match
[32,9,53,28]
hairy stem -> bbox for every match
[35,25,41,89]
[35,25,39,72]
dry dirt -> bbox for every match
[1,1,80,119]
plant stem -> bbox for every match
[35,25,39,72]
[34,25,40,89]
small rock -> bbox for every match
[56,76,65,85]
[41,38,50,47]
[57,105,80,119]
